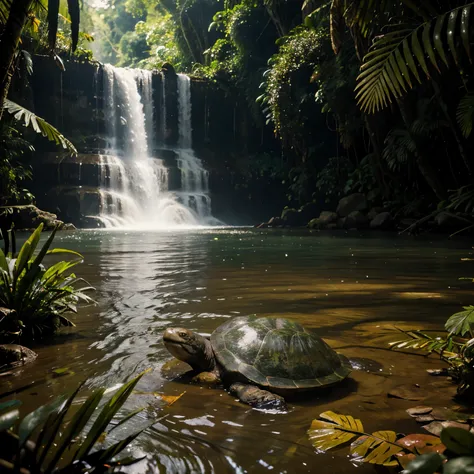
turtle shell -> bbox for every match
[210,316,351,390]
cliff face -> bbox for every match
[22,56,284,226]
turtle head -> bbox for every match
[163,327,216,372]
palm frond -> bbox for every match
[457,91,474,138]
[3,99,77,154]
[355,4,473,113]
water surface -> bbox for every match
[3,229,473,473]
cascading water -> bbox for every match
[175,74,213,221]
[97,65,213,228]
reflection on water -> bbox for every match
[2,229,473,473]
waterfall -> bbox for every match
[98,65,199,228]
[176,74,213,222]
[94,65,217,228]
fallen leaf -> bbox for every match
[407,406,433,417]
[396,453,417,469]
[415,415,435,423]
[427,369,449,376]
[160,391,186,406]
[423,421,470,437]
[397,433,445,455]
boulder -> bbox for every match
[345,211,369,229]
[318,211,338,225]
[336,193,368,217]
[307,211,338,230]
[281,208,304,227]
[367,207,384,221]
[370,212,393,230]
[337,217,347,229]
[299,202,320,222]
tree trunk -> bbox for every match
[0,0,33,122]
[396,97,447,200]
[364,115,389,197]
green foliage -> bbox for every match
[315,156,353,203]
[262,26,329,138]
[355,4,474,113]
[3,100,77,154]
[0,224,94,341]
[0,370,151,473]
[457,92,474,138]
[0,122,34,206]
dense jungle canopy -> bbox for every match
[1,0,474,228]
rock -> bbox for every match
[281,208,303,227]
[336,193,368,217]
[256,222,268,229]
[435,212,464,229]
[367,207,383,220]
[79,216,106,229]
[299,202,320,222]
[319,211,338,225]
[268,217,282,227]
[307,211,338,230]
[337,218,347,229]
[370,211,393,230]
[0,344,37,371]
[346,211,369,229]
[62,223,76,231]
[0,205,67,231]
[399,218,417,230]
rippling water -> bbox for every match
[2,229,473,473]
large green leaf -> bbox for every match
[3,100,77,154]
[443,457,474,474]
[445,306,474,337]
[356,4,474,113]
[402,452,444,473]
[74,369,151,460]
[457,92,474,138]
[441,428,474,456]
[0,409,20,432]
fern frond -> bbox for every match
[457,91,474,138]
[356,4,474,114]
[3,99,77,154]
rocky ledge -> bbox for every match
[256,193,469,233]
[0,205,76,232]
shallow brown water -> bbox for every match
[2,228,473,473]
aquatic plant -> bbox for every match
[0,224,94,341]
[0,370,152,473]
[307,411,474,472]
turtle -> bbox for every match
[163,315,351,411]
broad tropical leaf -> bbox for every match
[402,452,444,473]
[356,4,474,113]
[441,427,474,455]
[445,306,474,337]
[457,91,474,138]
[3,100,77,154]
[308,411,404,466]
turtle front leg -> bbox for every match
[229,383,287,411]
[192,371,222,387]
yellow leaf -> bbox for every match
[160,391,186,406]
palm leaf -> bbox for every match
[356,4,474,113]
[457,91,474,137]
[0,0,12,24]
[307,411,404,466]
[3,100,77,153]
[445,306,474,337]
